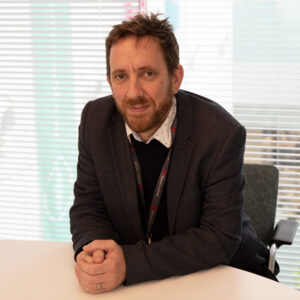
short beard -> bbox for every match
[115,87,174,134]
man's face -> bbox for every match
[107,36,183,138]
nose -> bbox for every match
[126,76,143,99]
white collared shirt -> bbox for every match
[125,96,177,148]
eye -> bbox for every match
[113,73,127,81]
[145,71,153,77]
[115,74,125,80]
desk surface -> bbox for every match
[0,240,299,300]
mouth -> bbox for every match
[127,105,150,114]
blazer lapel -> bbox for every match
[107,92,195,239]
[108,113,145,240]
[167,93,195,234]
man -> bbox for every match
[70,13,274,294]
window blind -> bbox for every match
[0,0,299,291]
[0,0,140,241]
[146,0,300,290]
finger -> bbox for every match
[81,281,111,294]
[76,263,120,294]
[75,264,110,293]
[76,251,86,262]
[76,258,108,276]
[81,252,93,264]
[84,240,116,253]
[75,264,79,281]
[75,263,108,284]
[84,254,93,264]
[77,278,104,294]
[77,251,93,264]
[93,249,105,264]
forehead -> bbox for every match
[109,35,167,70]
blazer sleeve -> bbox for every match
[69,102,119,259]
[121,124,246,285]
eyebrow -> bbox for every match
[111,69,126,76]
[111,65,159,76]
[138,65,159,72]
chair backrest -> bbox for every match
[243,164,279,245]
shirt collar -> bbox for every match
[125,96,177,148]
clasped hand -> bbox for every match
[75,240,126,294]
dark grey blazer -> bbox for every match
[70,90,269,285]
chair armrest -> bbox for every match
[269,220,298,248]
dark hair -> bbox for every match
[105,13,179,77]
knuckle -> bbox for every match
[77,259,85,268]
[77,252,85,262]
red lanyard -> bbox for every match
[129,117,177,244]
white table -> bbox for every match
[0,240,299,300]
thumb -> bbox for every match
[83,240,100,254]
[84,240,115,254]
[93,249,105,264]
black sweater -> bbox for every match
[131,136,170,242]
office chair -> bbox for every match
[243,164,299,274]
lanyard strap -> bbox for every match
[129,117,177,244]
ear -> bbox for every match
[171,64,184,94]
